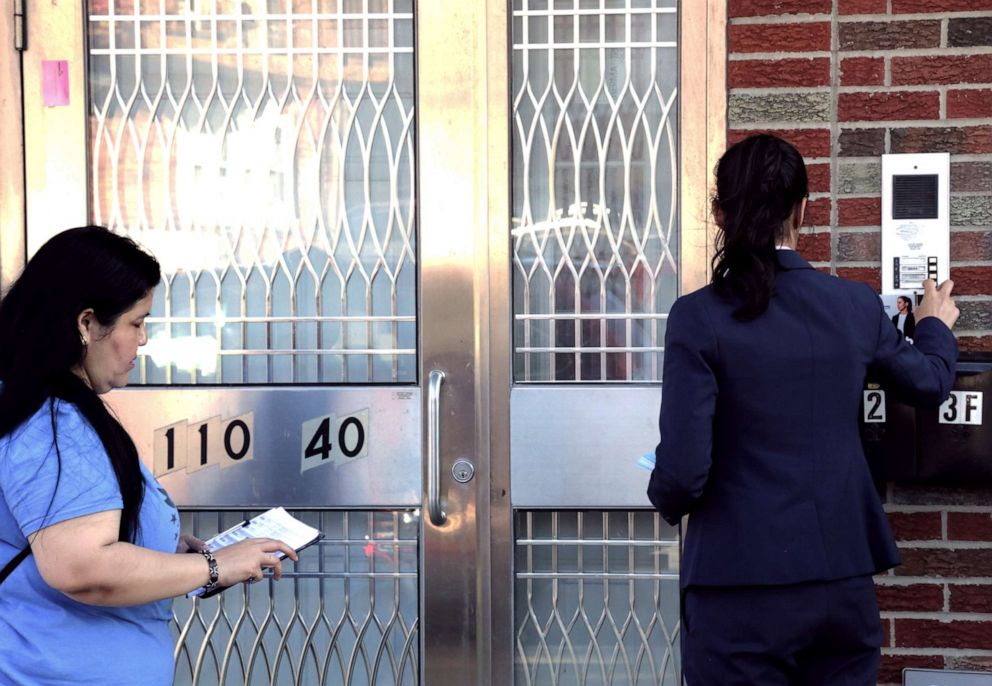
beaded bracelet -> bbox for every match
[199,549,219,594]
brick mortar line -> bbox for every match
[843,49,992,59]
[730,12,992,25]
[888,541,992,549]
[736,119,992,128]
[730,49,992,59]
[831,191,992,199]
[728,53,833,60]
[880,610,992,624]
[834,265,992,271]
[885,508,992,514]
[824,223,991,230]
[876,578,992,586]
[882,648,992,656]
[829,0,840,278]
[885,577,992,585]
[837,154,992,162]
[840,12,992,20]
[894,538,992,546]
[729,123,836,129]
[836,86,992,93]
[729,15,832,25]
[731,86,992,95]
[889,605,897,648]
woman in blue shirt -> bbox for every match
[0,226,296,684]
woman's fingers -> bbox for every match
[916,278,958,330]
[211,537,297,587]
[258,538,298,562]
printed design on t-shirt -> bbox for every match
[155,485,180,533]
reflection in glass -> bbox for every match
[512,0,679,382]
[87,0,416,384]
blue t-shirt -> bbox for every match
[0,399,180,685]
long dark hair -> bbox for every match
[0,226,161,543]
[711,134,809,320]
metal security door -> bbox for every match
[9,1,492,683]
[5,0,725,684]
[501,2,725,684]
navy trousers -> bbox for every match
[682,575,883,686]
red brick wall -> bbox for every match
[727,2,992,683]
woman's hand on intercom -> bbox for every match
[915,279,959,330]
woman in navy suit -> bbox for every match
[647,135,959,685]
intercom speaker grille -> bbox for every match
[892,174,939,220]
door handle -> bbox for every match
[427,369,446,526]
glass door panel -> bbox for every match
[86,0,417,385]
[507,2,724,684]
[512,0,679,385]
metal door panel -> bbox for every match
[106,387,421,508]
[510,387,657,508]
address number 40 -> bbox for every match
[300,410,370,473]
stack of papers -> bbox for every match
[189,507,322,598]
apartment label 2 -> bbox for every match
[863,390,886,423]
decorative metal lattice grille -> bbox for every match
[515,510,681,686]
[511,0,679,383]
[87,0,417,384]
[173,509,419,685]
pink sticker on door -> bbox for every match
[42,60,69,107]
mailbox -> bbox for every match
[860,379,917,482]
[859,355,992,484]
[917,358,992,483]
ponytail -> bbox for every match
[711,135,809,320]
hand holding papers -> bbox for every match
[189,507,323,598]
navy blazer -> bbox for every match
[647,251,958,587]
